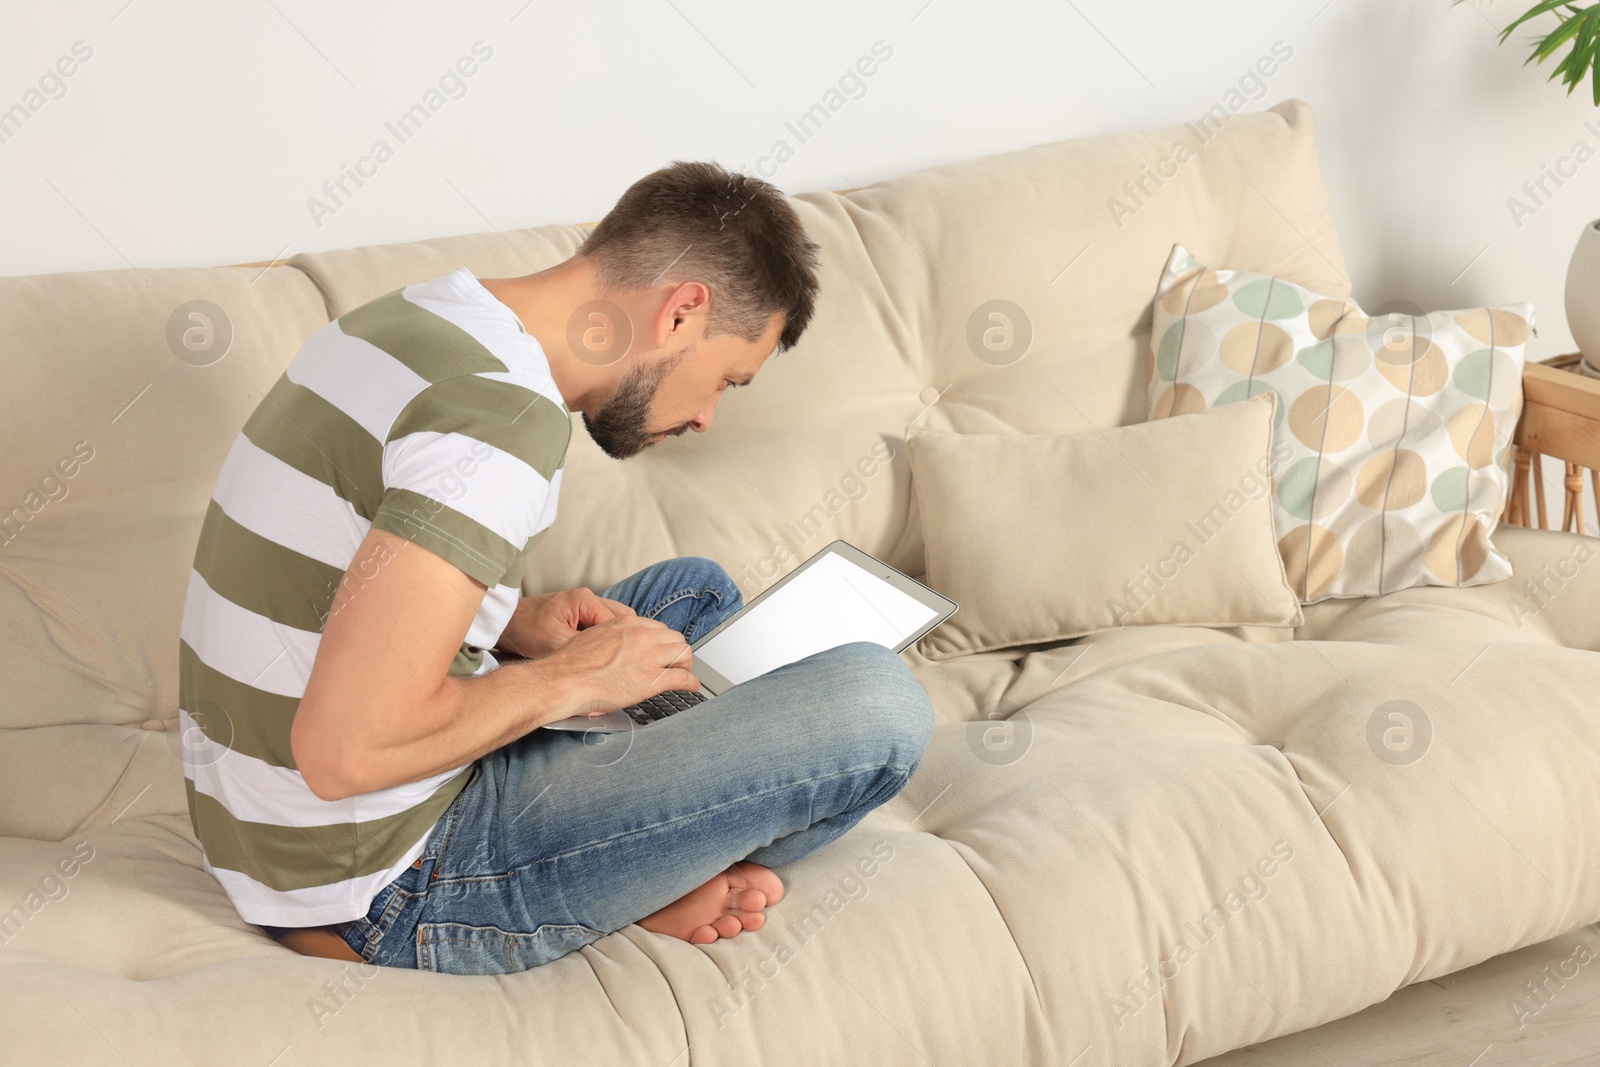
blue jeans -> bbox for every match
[327,556,935,974]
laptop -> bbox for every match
[540,540,958,733]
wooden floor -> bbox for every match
[1198,924,1600,1066]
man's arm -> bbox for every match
[291,528,561,801]
[291,528,697,802]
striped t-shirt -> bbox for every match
[180,268,572,927]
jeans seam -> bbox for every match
[364,892,406,958]
[414,920,604,973]
[643,584,730,621]
[416,920,602,941]
[501,761,917,872]
[426,763,480,862]
[427,869,517,889]
[356,765,477,960]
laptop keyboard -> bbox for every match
[621,688,709,725]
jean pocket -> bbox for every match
[415,920,605,975]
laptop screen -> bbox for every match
[693,551,939,687]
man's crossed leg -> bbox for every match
[329,555,934,975]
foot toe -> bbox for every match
[688,925,719,945]
[729,862,785,906]
[732,887,768,912]
[711,914,743,939]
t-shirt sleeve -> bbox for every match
[370,373,571,587]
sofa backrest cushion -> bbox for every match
[0,267,328,735]
[289,99,1350,607]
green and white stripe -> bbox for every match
[179,269,571,926]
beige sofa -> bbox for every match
[4,98,1599,1065]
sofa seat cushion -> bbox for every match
[5,526,1596,1067]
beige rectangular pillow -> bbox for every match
[908,393,1303,660]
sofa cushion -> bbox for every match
[1146,244,1533,603]
[4,524,1597,1067]
[907,394,1302,660]
[0,266,328,741]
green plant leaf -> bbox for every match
[1499,0,1582,42]
[1529,8,1588,61]
[1456,0,1600,106]
[1563,10,1600,95]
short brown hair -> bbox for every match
[579,161,821,351]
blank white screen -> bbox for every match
[694,553,938,687]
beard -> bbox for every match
[581,350,689,460]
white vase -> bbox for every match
[1569,219,1600,378]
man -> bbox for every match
[179,161,936,975]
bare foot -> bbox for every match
[637,862,786,946]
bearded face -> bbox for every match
[581,350,689,459]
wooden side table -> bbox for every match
[1505,353,1600,533]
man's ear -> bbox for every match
[652,281,711,346]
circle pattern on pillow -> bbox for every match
[1147,244,1531,603]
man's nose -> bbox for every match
[689,399,718,432]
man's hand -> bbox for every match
[542,615,699,717]
[497,588,637,660]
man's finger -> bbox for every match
[595,595,636,619]
[569,588,625,627]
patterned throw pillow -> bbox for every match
[1146,244,1533,603]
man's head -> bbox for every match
[569,161,821,459]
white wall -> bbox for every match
[4,0,1597,523]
